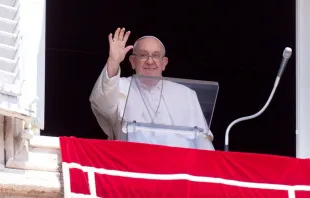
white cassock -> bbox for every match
[90,64,215,150]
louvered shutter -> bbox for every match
[0,0,45,129]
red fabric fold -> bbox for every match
[59,136,310,198]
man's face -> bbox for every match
[129,38,168,77]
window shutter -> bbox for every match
[0,0,45,130]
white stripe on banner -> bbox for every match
[62,162,72,197]
[70,192,100,198]
[88,170,97,196]
[62,162,310,198]
[288,188,296,198]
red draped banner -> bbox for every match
[59,136,310,198]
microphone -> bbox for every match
[277,47,292,77]
[224,47,292,152]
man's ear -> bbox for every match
[161,57,168,71]
[129,55,135,69]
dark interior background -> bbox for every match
[43,0,296,157]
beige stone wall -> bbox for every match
[0,116,63,197]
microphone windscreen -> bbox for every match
[283,47,292,58]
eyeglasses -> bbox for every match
[132,53,163,62]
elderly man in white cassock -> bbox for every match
[90,27,215,150]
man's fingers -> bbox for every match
[108,33,113,44]
[118,27,125,41]
[124,45,133,54]
[114,27,120,40]
[123,31,131,43]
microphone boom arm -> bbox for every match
[224,77,280,151]
[224,47,292,151]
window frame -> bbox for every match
[296,0,310,159]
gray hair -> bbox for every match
[132,36,166,56]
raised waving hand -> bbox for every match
[107,27,133,77]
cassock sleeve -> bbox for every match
[190,90,214,141]
[188,90,215,150]
[89,63,120,139]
